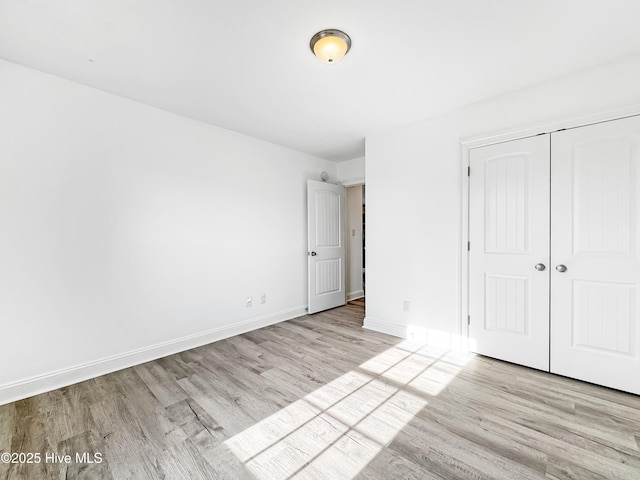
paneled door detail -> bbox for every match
[551,116,640,394]
[469,135,551,371]
[307,180,346,314]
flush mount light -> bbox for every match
[310,29,351,64]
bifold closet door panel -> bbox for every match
[551,115,640,395]
[469,135,551,371]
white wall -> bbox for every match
[365,54,640,348]
[346,186,364,301]
[0,60,336,404]
[365,114,463,345]
[336,156,365,186]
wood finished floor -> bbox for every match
[1,301,640,479]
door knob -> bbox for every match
[309,251,317,256]
[534,263,546,271]
[555,264,567,272]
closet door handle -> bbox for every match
[555,264,567,273]
[534,263,546,271]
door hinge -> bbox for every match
[467,166,470,176]
[467,241,470,251]
[467,315,470,326]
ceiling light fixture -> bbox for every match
[310,29,351,64]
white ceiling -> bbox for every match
[2,1,640,161]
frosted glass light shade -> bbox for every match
[310,30,351,64]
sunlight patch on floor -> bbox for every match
[224,342,467,479]
[360,339,470,396]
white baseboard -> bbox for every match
[363,316,469,352]
[347,290,365,301]
[363,316,406,338]
[0,306,307,406]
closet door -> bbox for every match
[551,116,640,395]
[469,135,550,371]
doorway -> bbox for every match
[346,185,365,302]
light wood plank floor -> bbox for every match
[1,302,640,479]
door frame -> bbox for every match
[345,184,365,302]
[459,103,640,347]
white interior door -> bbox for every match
[551,116,640,394]
[307,180,346,314]
[469,135,551,371]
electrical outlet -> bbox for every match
[246,297,252,307]
[403,300,411,312]
[261,294,267,304]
